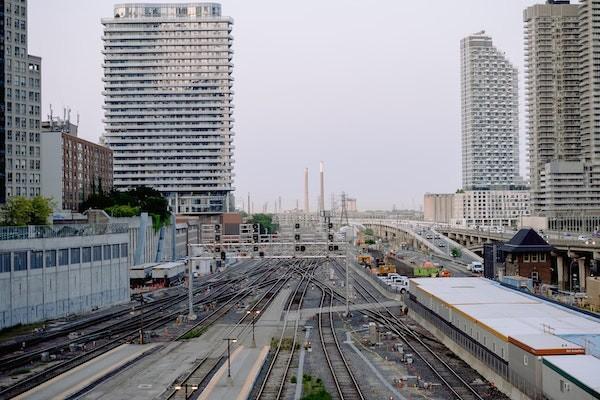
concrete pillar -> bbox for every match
[557,256,565,290]
[579,258,586,292]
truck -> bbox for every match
[357,254,373,267]
[468,261,483,273]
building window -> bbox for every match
[532,253,538,262]
[0,253,11,273]
[560,380,570,392]
[523,254,530,263]
[31,251,43,269]
[121,243,128,258]
[103,245,111,260]
[58,249,69,266]
[14,251,27,271]
[112,244,120,258]
[70,248,81,264]
[82,247,91,263]
[45,250,56,267]
[93,246,102,261]
[540,253,546,262]
[523,355,528,366]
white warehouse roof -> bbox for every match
[410,277,600,354]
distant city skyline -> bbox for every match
[29,0,540,210]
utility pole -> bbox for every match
[187,245,196,320]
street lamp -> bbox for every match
[223,337,237,378]
[247,310,260,347]
[174,384,198,399]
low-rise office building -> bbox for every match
[452,190,531,228]
[0,223,130,329]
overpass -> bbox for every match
[353,219,482,264]
[436,226,600,291]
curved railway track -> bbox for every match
[165,259,300,400]
[330,260,484,400]
[317,286,364,400]
[0,259,283,399]
[253,262,315,400]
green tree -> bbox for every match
[105,204,140,217]
[3,197,33,226]
[247,213,277,234]
[80,186,171,230]
[30,196,53,225]
[364,228,374,236]
[1,196,53,226]
[451,247,462,258]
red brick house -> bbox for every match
[500,229,554,284]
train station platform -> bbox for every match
[15,343,160,400]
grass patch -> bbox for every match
[180,326,207,340]
[301,374,331,400]
[0,322,45,341]
[270,337,295,351]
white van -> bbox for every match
[469,261,483,273]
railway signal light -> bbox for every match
[253,234,259,242]
[215,246,221,253]
[252,223,259,233]
[259,251,265,258]
[253,246,259,252]
[215,224,221,231]
[220,251,226,260]
[328,234,334,241]
[294,234,301,241]
[295,223,300,229]
[215,235,221,242]
[328,222,333,229]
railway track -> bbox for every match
[165,259,299,400]
[331,260,484,400]
[0,259,256,359]
[0,260,284,399]
[317,286,364,400]
[253,261,315,400]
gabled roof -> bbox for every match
[499,228,553,253]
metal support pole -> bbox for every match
[227,339,231,377]
[188,245,196,320]
[185,384,188,399]
[345,253,350,316]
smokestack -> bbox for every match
[304,168,309,213]
[319,161,325,212]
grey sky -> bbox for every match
[29,0,539,211]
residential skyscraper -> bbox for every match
[101,3,234,215]
[1,0,42,202]
[524,1,580,212]
[460,32,521,190]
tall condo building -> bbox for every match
[1,0,42,202]
[524,1,600,230]
[102,3,234,215]
[524,1,580,213]
[460,32,521,190]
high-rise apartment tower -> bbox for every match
[524,1,580,212]
[460,32,521,190]
[102,3,234,214]
[1,0,42,202]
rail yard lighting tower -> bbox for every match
[247,310,260,347]
[223,337,237,378]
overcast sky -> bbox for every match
[29,0,539,211]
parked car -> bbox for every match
[470,261,483,273]
[578,235,591,241]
